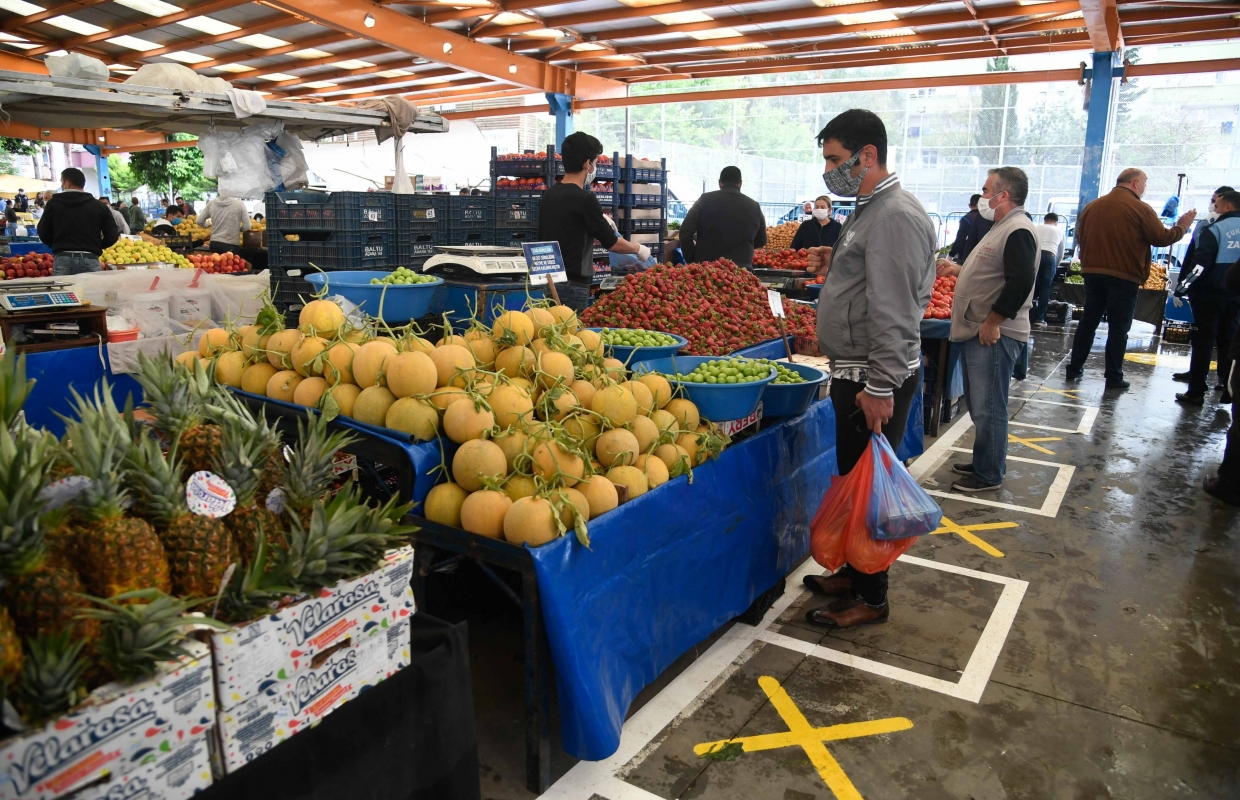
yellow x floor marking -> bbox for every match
[1008,433,1062,455]
[930,515,1018,557]
[1020,386,1080,399]
[694,676,913,800]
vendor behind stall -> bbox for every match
[200,195,250,255]
[791,195,843,251]
[679,167,767,269]
[538,131,651,312]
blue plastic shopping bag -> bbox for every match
[865,433,942,541]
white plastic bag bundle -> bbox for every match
[124,63,232,93]
[46,53,108,82]
[274,131,309,191]
[198,125,278,200]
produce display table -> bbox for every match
[920,318,962,437]
[1055,283,1168,333]
[197,613,481,800]
[428,278,547,328]
[22,344,142,437]
[5,241,50,256]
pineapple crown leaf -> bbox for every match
[133,352,205,437]
[211,415,278,505]
[125,435,188,524]
[281,413,356,510]
[0,352,34,430]
[15,630,89,724]
[77,589,229,681]
[58,383,133,520]
[0,424,59,577]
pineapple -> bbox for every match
[213,408,284,564]
[0,423,98,643]
[79,589,227,681]
[281,412,356,523]
[14,631,88,723]
[61,385,171,599]
[0,605,20,690]
[133,352,221,476]
[0,351,35,429]
[128,436,235,599]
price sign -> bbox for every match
[522,241,568,286]
[767,289,785,318]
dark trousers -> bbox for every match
[1218,368,1240,490]
[209,240,240,255]
[1068,273,1140,382]
[1030,251,1056,324]
[1186,293,1240,396]
[828,368,922,605]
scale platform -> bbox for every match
[0,279,82,313]
[421,245,529,279]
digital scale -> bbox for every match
[0,279,83,313]
[421,245,529,279]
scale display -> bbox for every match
[0,280,81,313]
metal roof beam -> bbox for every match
[265,0,626,98]
[260,58,447,88]
[1079,0,1123,50]
[1,0,112,33]
[189,32,357,70]
[115,15,298,64]
[324,74,494,101]
[493,0,778,36]
[26,0,257,56]
[281,67,463,96]
[422,0,600,25]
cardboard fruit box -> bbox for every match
[71,732,213,800]
[209,547,415,712]
[0,641,215,800]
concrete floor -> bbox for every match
[427,321,1240,800]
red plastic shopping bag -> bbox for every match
[810,434,922,575]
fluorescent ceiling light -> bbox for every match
[863,26,915,37]
[375,68,413,77]
[688,27,741,40]
[836,10,900,24]
[108,35,162,50]
[718,42,766,51]
[0,31,28,41]
[492,12,534,25]
[114,0,180,16]
[617,0,680,6]
[301,80,338,88]
[162,50,211,62]
[177,15,237,34]
[212,63,254,72]
[107,63,136,70]
[288,48,332,58]
[44,49,67,56]
[330,59,374,69]
[434,0,490,5]
[343,85,378,94]
[0,1,44,17]
[46,15,108,35]
[522,27,562,37]
[258,72,300,81]
[236,34,289,48]
[570,42,605,51]
[652,10,712,24]
[5,42,39,49]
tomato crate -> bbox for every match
[495,198,540,229]
[267,229,396,270]
[449,195,493,231]
[264,191,394,232]
[495,228,540,247]
[396,230,442,263]
[395,194,448,234]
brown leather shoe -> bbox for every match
[802,573,853,596]
[805,596,889,628]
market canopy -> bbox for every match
[0,0,1233,110]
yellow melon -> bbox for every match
[266,369,303,402]
[353,386,397,427]
[452,439,507,492]
[327,382,362,417]
[198,328,233,358]
[299,298,344,337]
[503,496,558,546]
[213,350,247,388]
[240,362,277,395]
[290,335,329,378]
[292,376,328,408]
[324,341,359,385]
[385,397,440,440]
[430,344,476,389]
[265,328,302,370]
[386,351,438,398]
[493,310,535,347]
[353,340,397,388]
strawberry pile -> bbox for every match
[1,252,53,279]
[582,259,817,355]
[753,248,809,270]
[925,274,955,320]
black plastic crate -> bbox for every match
[271,268,314,316]
[449,195,493,231]
[493,188,545,199]
[396,230,443,263]
[494,198,540,229]
[492,156,548,177]
[447,228,493,246]
[268,229,395,270]
[622,166,665,182]
[495,228,539,247]
[618,217,664,233]
[264,191,394,232]
[395,194,448,234]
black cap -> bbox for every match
[719,166,742,185]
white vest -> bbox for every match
[951,206,1038,343]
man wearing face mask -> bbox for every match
[934,168,1038,492]
[1175,188,1240,406]
[801,109,936,630]
[1173,185,1234,388]
[1066,169,1196,389]
[679,166,767,269]
[538,132,650,311]
[791,195,842,250]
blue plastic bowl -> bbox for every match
[630,355,774,422]
[761,361,828,418]
[305,271,443,322]
[586,327,687,366]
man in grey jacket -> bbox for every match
[802,109,937,630]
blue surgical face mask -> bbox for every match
[823,152,867,197]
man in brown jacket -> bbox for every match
[1066,169,1196,388]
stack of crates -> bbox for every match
[449,194,493,246]
[264,191,396,315]
[616,154,668,264]
[395,194,448,267]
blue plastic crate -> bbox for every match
[449,195,493,230]
[492,157,548,177]
[395,194,448,234]
[267,229,395,271]
[619,192,665,209]
[447,228,493,246]
[494,198,540,229]
[618,217,664,233]
[494,189,545,199]
[395,230,443,264]
[621,166,664,182]
[264,191,393,232]
[495,228,539,247]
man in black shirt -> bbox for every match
[948,194,992,263]
[38,168,119,276]
[538,131,649,311]
[679,166,767,268]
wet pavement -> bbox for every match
[435,321,1240,799]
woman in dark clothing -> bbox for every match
[790,195,842,251]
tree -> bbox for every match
[0,138,41,157]
[127,134,216,201]
[107,155,142,198]
[973,57,1018,164]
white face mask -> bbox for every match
[977,195,998,222]
[585,160,597,185]
[812,208,832,221]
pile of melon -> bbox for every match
[179,298,728,548]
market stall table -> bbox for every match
[427,277,547,328]
[1055,283,1169,334]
